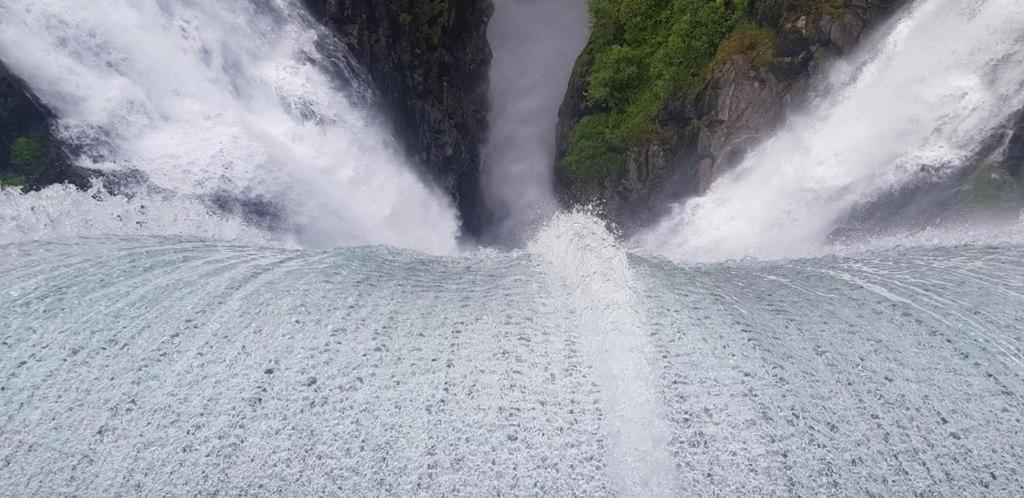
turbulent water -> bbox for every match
[1,213,1023,495]
[640,0,1024,262]
[1,0,1024,495]
[0,0,459,253]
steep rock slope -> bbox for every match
[304,0,493,235]
[834,109,1024,239]
[556,0,905,229]
[0,62,89,190]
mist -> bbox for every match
[637,0,1024,262]
[481,0,590,243]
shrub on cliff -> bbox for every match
[0,172,27,189]
[9,136,47,172]
[563,0,751,181]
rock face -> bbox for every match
[556,0,906,230]
[1002,112,1024,179]
[831,112,1024,240]
[304,0,494,235]
[0,62,90,190]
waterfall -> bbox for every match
[639,0,1024,262]
[0,0,460,254]
[481,0,590,243]
[2,1,1024,494]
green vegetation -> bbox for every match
[562,0,761,181]
[713,21,776,69]
[810,43,829,60]
[9,136,47,171]
[960,163,1022,210]
[2,136,50,190]
[749,0,842,26]
[0,172,28,189]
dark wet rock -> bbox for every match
[303,0,493,235]
[0,61,93,190]
[555,0,907,231]
[1002,111,1024,178]
[832,111,1024,239]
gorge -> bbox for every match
[1,0,1023,495]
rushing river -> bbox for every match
[1,213,1022,495]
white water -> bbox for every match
[1,0,1024,495]
[2,222,1023,495]
[0,0,460,254]
[530,213,678,496]
[482,0,589,242]
[0,183,282,247]
[640,0,1024,262]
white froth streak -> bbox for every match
[482,0,590,242]
[529,211,678,496]
[0,183,282,246]
[639,0,1024,262]
[0,0,459,254]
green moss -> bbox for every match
[810,43,828,59]
[9,136,47,171]
[803,0,845,18]
[561,0,750,183]
[564,114,626,181]
[713,21,776,69]
[753,0,843,25]
[0,172,28,189]
[960,163,1022,209]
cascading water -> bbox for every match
[639,0,1024,262]
[0,0,459,253]
[530,213,678,496]
[481,0,589,242]
[1,0,1024,495]
[2,216,1022,495]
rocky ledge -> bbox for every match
[555,0,907,230]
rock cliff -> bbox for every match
[555,0,906,230]
[0,62,90,190]
[304,0,494,235]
